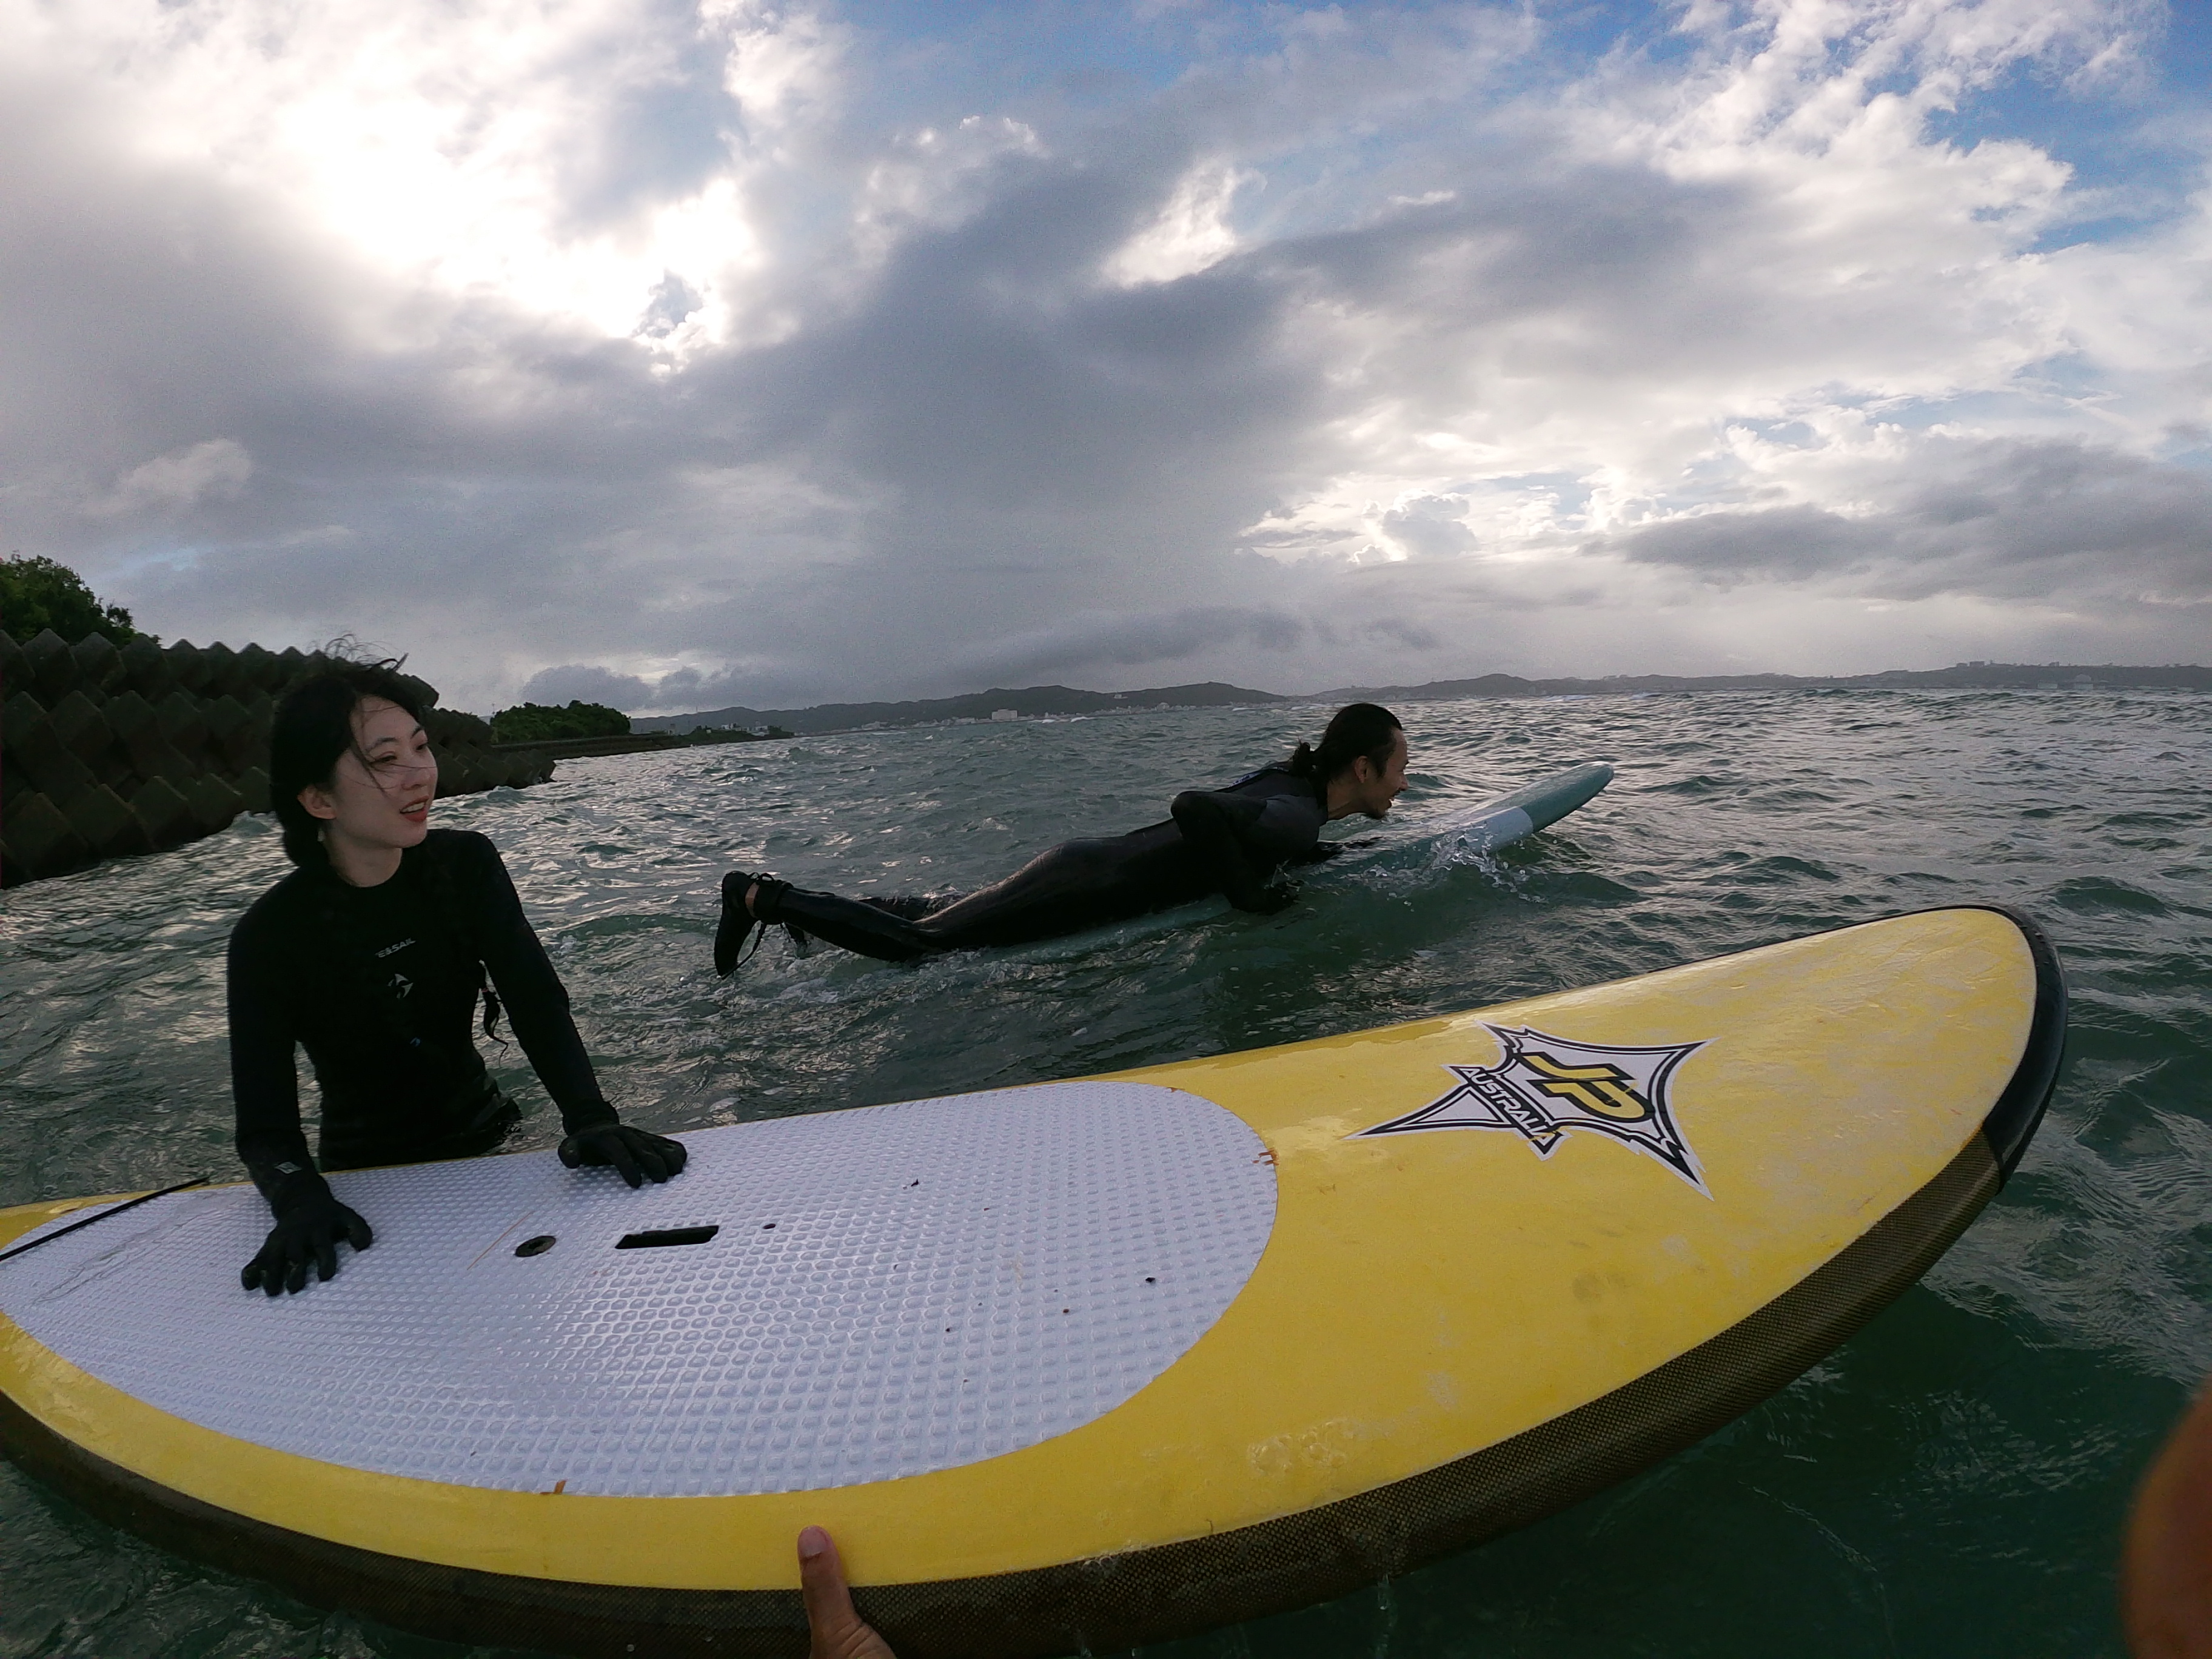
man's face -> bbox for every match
[1348,731,1409,819]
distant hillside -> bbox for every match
[631,662,2208,740]
[632,680,1290,735]
[1318,663,2212,700]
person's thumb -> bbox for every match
[799,1526,894,1659]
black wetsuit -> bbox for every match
[754,765,1335,963]
[228,828,617,1193]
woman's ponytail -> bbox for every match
[1303,703,1403,786]
[1284,740,1318,777]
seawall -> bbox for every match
[1,629,556,888]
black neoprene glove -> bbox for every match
[558,1122,688,1188]
[1237,876,1301,915]
[241,1171,374,1296]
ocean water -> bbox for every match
[2,688,2207,1659]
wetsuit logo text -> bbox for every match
[1352,1025,1709,1194]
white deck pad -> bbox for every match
[0,1081,1277,1498]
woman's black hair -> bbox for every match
[1287,702,1403,786]
[269,662,427,868]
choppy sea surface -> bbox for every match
[2,689,2208,1659]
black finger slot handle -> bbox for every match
[514,1235,557,1258]
[615,1225,720,1250]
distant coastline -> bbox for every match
[631,662,2210,739]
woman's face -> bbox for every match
[298,697,438,855]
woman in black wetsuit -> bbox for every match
[714,702,1407,971]
[228,662,687,1296]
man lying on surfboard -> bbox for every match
[712,702,1407,970]
[227,662,688,1296]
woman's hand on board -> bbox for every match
[557,1121,688,1188]
[241,1181,374,1295]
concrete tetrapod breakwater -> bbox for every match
[0,630,557,888]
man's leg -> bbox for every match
[912,840,1147,948]
[720,873,942,966]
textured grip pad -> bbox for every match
[0,1081,1276,1498]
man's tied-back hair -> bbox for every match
[1285,702,1403,785]
[269,662,426,869]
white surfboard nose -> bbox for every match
[1441,760,1614,852]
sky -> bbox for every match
[3,0,2209,713]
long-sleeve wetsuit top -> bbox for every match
[759,764,1333,960]
[229,828,616,1185]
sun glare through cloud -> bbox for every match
[19,0,838,351]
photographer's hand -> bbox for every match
[799,1527,897,1659]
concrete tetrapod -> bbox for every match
[67,785,153,862]
[3,794,90,882]
[184,774,246,838]
[23,631,81,703]
[128,777,195,852]
[71,633,124,694]
[118,635,169,696]
[165,641,210,695]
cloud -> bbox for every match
[1616,502,1888,580]
[519,663,659,707]
[945,605,1312,686]
[92,440,255,518]
[1615,436,2212,605]
[2,0,2205,711]
[1105,162,1253,287]
[1379,494,1480,560]
[1888,438,2212,603]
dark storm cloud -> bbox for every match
[607,141,1814,694]
[1615,503,1887,580]
[1889,439,2212,600]
[1615,438,2212,604]
[716,149,1330,512]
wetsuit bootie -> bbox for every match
[716,871,955,968]
[749,875,814,951]
[714,871,787,976]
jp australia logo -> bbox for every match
[1354,1025,1710,1194]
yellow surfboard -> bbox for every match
[0,905,2064,1657]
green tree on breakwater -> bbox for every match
[489,700,631,743]
[1,554,155,644]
